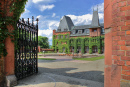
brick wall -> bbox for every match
[0,0,15,86]
[90,28,101,36]
[0,56,5,87]
[69,36,90,38]
[53,30,71,35]
[104,0,130,87]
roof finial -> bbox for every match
[93,6,94,12]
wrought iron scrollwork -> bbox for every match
[15,16,39,80]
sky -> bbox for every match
[20,0,104,45]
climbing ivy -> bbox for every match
[0,0,28,58]
[52,34,104,54]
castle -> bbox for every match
[52,9,105,54]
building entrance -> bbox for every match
[92,46,98,53]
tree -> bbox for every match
[38,36,49,48]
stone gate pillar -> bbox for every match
[104,0,130,87]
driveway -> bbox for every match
[15,56,104,87]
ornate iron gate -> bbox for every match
[15,16,39,80]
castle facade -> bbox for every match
[52,10,105,54]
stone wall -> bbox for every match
[104,0,130,87]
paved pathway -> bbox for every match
[15,56,104,87]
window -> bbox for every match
[61,35,63,39]
[79,31,81,34]
[94,29,97,32]
[56,36,58,39]
[65,35,67,38]
[64,29,68,31]
[82,29,84,33]
[87,47,89,51]
[72,30,75,34]
[78,30,82,34]
[86,29,89,34]
[71,40,73,43]
[101,28,105,33]
[57,29,61,32]
[76,30,78,34]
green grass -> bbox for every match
[38,58,56,60]
[73,56,104,61]
[38,53,55,55]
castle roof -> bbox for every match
[90,10,100,28]
[72,23,104,30]
[57,16,74,31]
[72,25,90,30]
[57,9,104,31]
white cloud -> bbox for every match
[38,20,59,36]
[98,13,104,22]
[32,0,55,4]
[25,0,33,8]
[25,9,30,13]
[92,3,104,13]
[39,4,55,12]
[52,13,56,17]
[37,15,59,45]
[36,15,47,19]
[49,36,52,40]
[20,8,31,19]
[39,29,52,36]
[66,3,104,26]
[67,13,104,26]
[32,0,44,3]
[67,14,92,26]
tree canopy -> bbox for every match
[38,36,49,48]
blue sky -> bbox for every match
[20,0,104,45]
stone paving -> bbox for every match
[15,55,104,87]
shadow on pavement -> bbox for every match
[38,67,104,83]
[16,67,104,87]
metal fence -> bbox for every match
[15,16,38,80]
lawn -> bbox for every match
[38,58,56,60]
[73,56,104,61]
[38,53,56,55]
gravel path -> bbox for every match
[15,56,104,87]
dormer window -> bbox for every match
[64,29,68,31]
[72,30,75,34]
[76,30,78,34]
[57,29,61,32]
[78,30,82,34]
[82,29,84,33]
[86,29,89,34]
[79,31,81,34]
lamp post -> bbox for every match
[73,52,74,57]
[43,51,45,57]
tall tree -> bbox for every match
[38,36,49,48]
